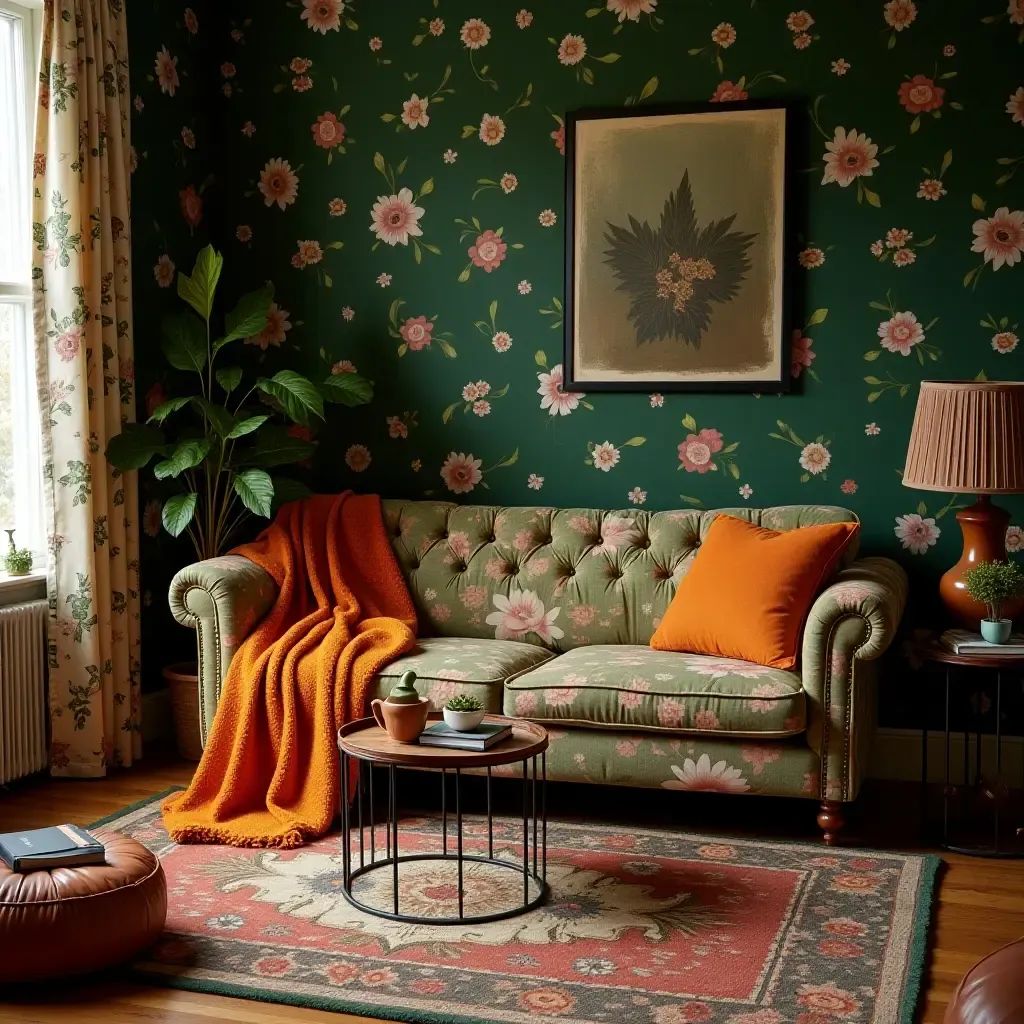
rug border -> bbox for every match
[99,790,942,1024]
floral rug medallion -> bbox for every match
[105,794,936,1024]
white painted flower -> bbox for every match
[738,483,753,499]
[877,311,924,355]
[1006,525,1023,553]
[485,589,564,642]
[369,188,424,247]
[443,149,458,164]
[894,512,940,554]
[662,755,749,793]
[628,487,647,505]
[375,272,391,287]
[592,442,620,472]
[865,422,881,435]
[401,93,429,129]
[538,209,557,227]
[517,279,532,294]
[492,330,512,352]
[649,393,663,407]
[821,127,879,188]
[992,331,1019,354]
[537,363,581,416]
[527,473,544,490]
[440,452,483,493]
[799,442,831,475]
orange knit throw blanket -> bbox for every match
[162,492,417,848]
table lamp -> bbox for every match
[903,380,1024,628]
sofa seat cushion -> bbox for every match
[372,638,553,713]
[503,645,806,737]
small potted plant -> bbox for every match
[963,560,1024,644]
[443,694,486,732]
[3,529,32,577]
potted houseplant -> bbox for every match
[963,559,1024,644]
[107,245,372,757]
[443,693,486,732]
[3,530,33,577]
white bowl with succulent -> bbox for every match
[443,694,486,732]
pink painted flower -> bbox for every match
[258,158,299,210]
[527,473,544,490]
[885,227,913,248]
[798,247,825,268]
[183,8,198,33]
[793,32,812,49]
[883,0,917,31]
[557,33,586,65]
[895,512,940,554]
[832,58,851,75]
[479,113,506,145]
[607,0,657,22]
[486,589,563,642]
[500,172,518,193]
[899,74,944,114]
[551,123,566,155]
[155,47,179,95]
[399,315,433,351]
[865,422,881,435]
[537,364,582,415]
[386,415,408,438]
[296,239,323,265]
[786,10,814,31]
[711,22,736,47]
[370,188,425,247]
[345,444,370,472]
[441,452,483,493]
[869,240,885,256]
[468,229,507,271]
[822,127,879,187]
[472,399,491,417]
[710,80,748,103]
[290,57,312,73]
[677,428,723,473]
[538,209,557,227]
[301,0,342,34]
[492,330,512,352]
[53,325,83,363]
[518,279,533,294]
[443,148,457,164]
[220,61,236,78]
[180,127,195,149]
[368,36,382,51]
[332,359,356,374]
[429,17,444,35]
[893,247,916,266]
[592,442,620,471]
[312,111,345,149]
[663,755,749,793]
[241,121,256,137]
[993,331,1019,354]
[515,9,534,28]
[292,75,312,92]
[791,332,815,378]
[878,311,924,355]
[153,254,175,287]
[972,207,1024,270]
[460,18,490,48]
[1008,87,1024,126]
[246,303,291,350]
[329,197,346,216]
[840,478,858,494]
[179,185,202,228]
[799,442,831,475]
[628,486,647,505]
[1011,0,1024,26]
[1005,525,1023,553]
[650,393,664,407]
[402,94,429,129]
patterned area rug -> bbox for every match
[98,792,937,1024]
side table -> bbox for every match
[920,644,1024,857]
[337,713,549,923]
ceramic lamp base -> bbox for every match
[940,496,1023,629]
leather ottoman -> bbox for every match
[945,937,1024,1023]
[0,828,166,982]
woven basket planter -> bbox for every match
[162,662,203,761]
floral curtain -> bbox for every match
[32,0,141,776]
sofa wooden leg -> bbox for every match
[817,801,845,845]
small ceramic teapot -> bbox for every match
[370,670,429,743]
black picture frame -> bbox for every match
[562,100,797,394]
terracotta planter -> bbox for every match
[162,662,203,761]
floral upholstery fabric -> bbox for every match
[381,501,860,652]
[503,646,805,737]
[370,638,553,713]
[490,726,820,799]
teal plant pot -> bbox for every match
[981,618,1012,644]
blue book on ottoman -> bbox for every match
[0,823,105,871]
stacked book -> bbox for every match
[0,824,105,872]
[940,629,1024,656]
[418,721,512,750]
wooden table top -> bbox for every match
[337,713,548,768]
[920,642,1024,670]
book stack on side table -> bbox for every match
[418,720,513,750]
[0,824,105,872]
[940,628,1024,656]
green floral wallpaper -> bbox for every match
[128,0,1024,697]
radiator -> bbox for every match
[0,600,48,784]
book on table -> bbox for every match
[0,823,105,872]
[418,721,513,750]
[940,628,1024,656]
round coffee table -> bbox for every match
[337,713,548,924]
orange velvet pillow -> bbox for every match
[650,514,859,670]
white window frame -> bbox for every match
[0,0,45,575]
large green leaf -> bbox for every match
[190,396,235,437]
[217,284,275,350]
[153,439,211,480]
[233,468,274,517]
[320,372,373,407]
[162,492,197,537]
[226,414,269,439]
[270,477,313,508]
[176,244,223,322]
[256,370,324,426]
[161,312,207,373]
[146,396,194,425]
[105,424,166,470]
[248,425,316,466]
[215,366,243,395]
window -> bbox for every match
[0,0,44,561]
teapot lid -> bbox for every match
[387,670,420,704]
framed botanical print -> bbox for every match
[563,101,792,393]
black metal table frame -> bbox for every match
[339,752,549,924]
[922,661,1024,858]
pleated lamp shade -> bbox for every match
[903,380,1024,494]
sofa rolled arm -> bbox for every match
[168,554,278,746]
[802,556,908,802]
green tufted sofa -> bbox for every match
[169,500,907,842]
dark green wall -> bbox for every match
[128,0,1024,705]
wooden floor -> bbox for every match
[1,749,1021,1023]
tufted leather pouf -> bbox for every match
[945,937,1024,1023]
[0,828,167,982]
